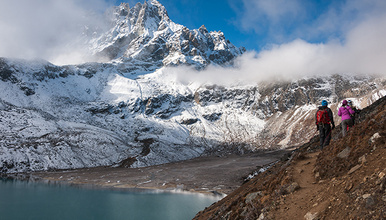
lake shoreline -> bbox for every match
[5,149,292,196]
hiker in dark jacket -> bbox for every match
[315,100,335,150]
[338,100,355,137]
[347,100,361,125]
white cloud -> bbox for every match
[237,0,386,45]
[0,0,109,64]
[175,7,386,85]
[237,0,306,43]
[250,0,304,24]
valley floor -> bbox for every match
[25,150,290,195]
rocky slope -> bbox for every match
[194,96,386,219]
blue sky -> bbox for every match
[153,0,250,48]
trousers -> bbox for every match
[318,123,331,149]
[341,119,353,137]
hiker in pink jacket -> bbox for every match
[338,100,355,137]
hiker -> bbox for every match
[315,100,335,149]
[338,100,355,137]
[347,100,361,125]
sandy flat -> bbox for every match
[30,150,289,195]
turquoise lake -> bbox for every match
[0,178,220,220]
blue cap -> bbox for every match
[321,100,328,106]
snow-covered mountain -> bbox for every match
[1,1,385,173]
[87,1,245,69]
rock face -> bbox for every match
[88,0,245,69]
[193,76,386,148]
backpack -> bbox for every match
[344,107,355,119]
[316,108,331,124]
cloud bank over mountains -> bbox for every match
[0,0,385,81]
[238,13,386,81]
[179,0,386,84]
[176,10,386,85]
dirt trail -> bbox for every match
[271,144,386,220]
[271,152,327,219]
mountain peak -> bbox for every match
[199,25,208,34]
[88,1,244,70]
[149,0,163,7]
